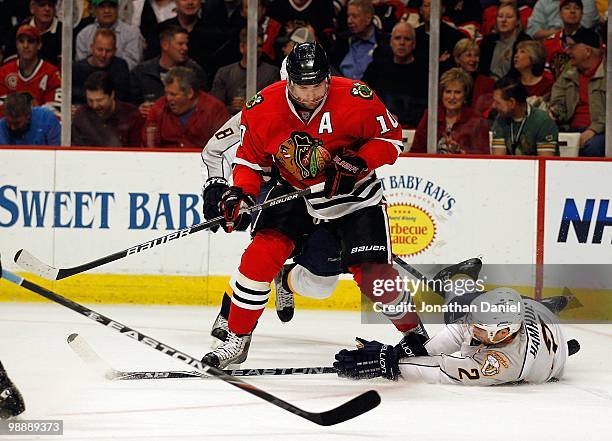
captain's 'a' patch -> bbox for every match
[350,82,373,100]
[245,92,264,110]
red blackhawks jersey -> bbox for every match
[235,76,404,219]
[0,59,61,108]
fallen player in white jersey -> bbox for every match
[334,288,579,385]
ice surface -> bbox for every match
[1,303,611,440]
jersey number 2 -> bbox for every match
[458,368,480,380]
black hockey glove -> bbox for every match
[202,177,230,233]
[334,333,428,381]
[219,186,255,233]
[334,338,401,380]
[324,154,368,199]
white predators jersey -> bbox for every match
[400,299,568,385]
[200,112,242,185]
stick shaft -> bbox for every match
[0,268,375,425]
[114,367,337,380]
[15,184,322,280]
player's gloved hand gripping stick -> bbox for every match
[14,183,325,280]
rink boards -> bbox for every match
[0,148,610,313]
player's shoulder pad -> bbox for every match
[331,76,375,101]
[244,80,286,112]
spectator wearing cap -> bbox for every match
[543,0,586,80]
[331,0,389,80]
[3,0,62,67]
[72,71,144,147]
[362,21,428,128]
[0,92,60,145]
[142,66,229,148]
[76,0,144,70]
[130,25,207,117]
[211,27,279,115]
[0,25,61,110]
[549,27,605,156]
[526,0,599,40]
[72,28,131,105]
[491,77,558,156]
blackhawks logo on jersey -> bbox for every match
[5,73,18,90]
[481,351,509,377]
[245,92,264,110]
[350,82,373,100]
[275,132,331,180]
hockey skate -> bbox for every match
[210,313,230,348]
[433,257,483,284]
[539,296,570,315]
[0,363,25,420]
[430,257,483,298]
[274,263,296,323]
[202,331,252,368]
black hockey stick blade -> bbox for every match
[13,182,325,280]
[68,332,336,380]
[313,390,381,426]
[0,267,378,425]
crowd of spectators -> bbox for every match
[0,0,608,157]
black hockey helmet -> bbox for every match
[286,42,330,85]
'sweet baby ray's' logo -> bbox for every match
[381,175,456,257]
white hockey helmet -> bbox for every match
[466,288,524,344]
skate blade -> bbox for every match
[226,362,244,370]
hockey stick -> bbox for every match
[0,266,380,426]
[14,182,325,280]
[67,333,336,380]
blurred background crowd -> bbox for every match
[0,0,608,156]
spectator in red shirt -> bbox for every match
[0,24,61,112]
[513,40,553,110]
[411,67,490,154]
[72,71,144,147]
[143,66,230,148]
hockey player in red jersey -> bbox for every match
[0,24,61,113]
[202,42,421,368]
